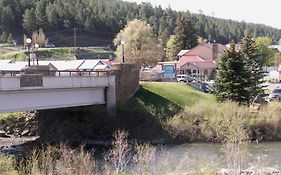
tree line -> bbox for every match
[0,0,281,46]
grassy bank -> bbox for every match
[1,82,281,143]
[140,82,215,108]
[0,46,114,60]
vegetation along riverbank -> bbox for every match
[0,82,280,144]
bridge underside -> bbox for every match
[0,87,106,113]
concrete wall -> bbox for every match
[0,76,108,90]
[0,76,109,113]
[111,63,140,103]
[0,87,106,113]
[0,64,139,114]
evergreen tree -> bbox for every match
[241,33,265,101]
[7,33,13,45]
[173,14,197,59]
[35,0,47,29]
[22,8,36,31]
[0,31,8,43]
[1,6,14,32]
[215,43,250,104]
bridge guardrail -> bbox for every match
[0,70,109,77]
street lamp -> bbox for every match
[26,38,32,66]
[121,40,125,63]
[34,44,39,65]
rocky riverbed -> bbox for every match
[0,111,38,155]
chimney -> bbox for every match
[212,43,218,60]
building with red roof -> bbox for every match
[176,43,226,80]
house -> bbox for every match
[177,50,189,58]
[156,61,177,80]
[182,43,226,61]
[176,43,226,80]
[0,61,57,76]
[140,67,163,81]
[0,59,111,77]
[78,60,109,71]
[179,61,216,80]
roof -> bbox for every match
[39,60,85,71]
[177,50,190,56]
[0,62,27,71]
[0,59,112,72]
[158,61,177,65]
[0,59,12,65]
[189,61,216,69]
[78,60,104,70]
[177,55,204,68]
[94,64,110,70]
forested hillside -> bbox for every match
[1,0,281,46]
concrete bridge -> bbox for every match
[0,64,139,114]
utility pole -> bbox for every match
[73,28,77,49]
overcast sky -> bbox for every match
[125,0,281,29]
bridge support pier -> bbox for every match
[106,75,116,116]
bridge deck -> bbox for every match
[0,70,112,113]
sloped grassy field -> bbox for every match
[140,82,216,108]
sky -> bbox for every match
[125,0,281,29]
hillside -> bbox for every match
[139,82,215,108]
[0,46,115,60]
[0,0,280,48]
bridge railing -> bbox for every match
[0,70,110,77]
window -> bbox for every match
[204,70,208,75]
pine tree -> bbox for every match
[173,14,198,59]
[7,33,13,45]
[22,8,36,31]
[215,43,250,104]
[241,33,265,101]
[0,32,8,43]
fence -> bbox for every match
[0,70,109,77]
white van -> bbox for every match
[176,74,187,82]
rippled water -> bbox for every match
[163,142,281,169]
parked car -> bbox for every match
[176,74,187,82]
[269,87,281,101]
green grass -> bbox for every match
[140,82,216,108]
[0,46,114,60]
[0,112,22,120]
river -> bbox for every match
[163,142,281,169]
[1,138,281,171]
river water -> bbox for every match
[163,142,281,169]
[1,138,281,170]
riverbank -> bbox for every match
[1,131,281,175]
[0,82,281,144]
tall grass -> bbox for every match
[1,129,280,174]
